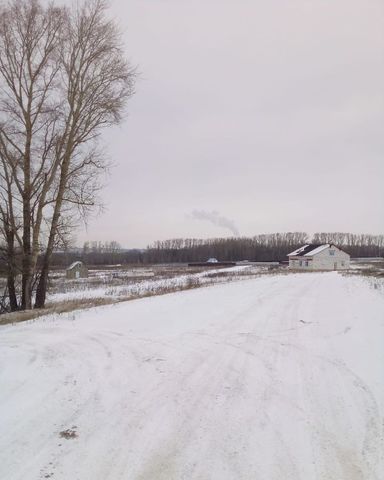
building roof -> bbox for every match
[67,261,84,270]
[287,244,331,257]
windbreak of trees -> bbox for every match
[146,232,309,263]
[51,241,132,266]
[311,233,384,257]
[47,232,384,267]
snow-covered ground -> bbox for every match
[0,272,383,480]
[47,265,254,303]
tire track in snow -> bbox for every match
[0,273,383,480]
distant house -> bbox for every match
[207,258,218,263]
[66,261,88,279]
[288,244,350,270]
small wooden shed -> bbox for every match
[66,261,88,279]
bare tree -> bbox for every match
[0,0,65,309]
[0,0,135,311]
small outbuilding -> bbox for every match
[288,244,350,271]
[207,258,218,263]
[66,261,88,279]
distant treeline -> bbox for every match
[146,232,384,263]
[146,232,308,263]
[47,232,384,267]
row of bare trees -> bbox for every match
[312,232,384,252]
[0,0,135,311]
[25,231,384,269]
[83,241,122,254]
[146,232,309,263]
[145,232,384,264]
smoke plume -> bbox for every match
[189,210,239,236]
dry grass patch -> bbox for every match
[0,297,119,326]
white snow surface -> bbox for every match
[1,272,383,480]
[303,244,330,256]
[47,265,251,303]
[287,244,310,256]
[66,261,84,270]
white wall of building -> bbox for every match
[289,245,350,270]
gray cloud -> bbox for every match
[189,210,239,236]
[71,0,384,246]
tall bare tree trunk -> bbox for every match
[34,258,48,309]
[7,275,18,311]
[6,260,18,311]
[6,229,18,311]
[35,149,71,308]
[21,203,33,309]
[34,209,61,308]
[21,123,33,309]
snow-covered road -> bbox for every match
[1,272,383,480]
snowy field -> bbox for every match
[44,259,384,306]
[0,272,383,480]
[46,265,256,304]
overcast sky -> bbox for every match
[73,0,383,247]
